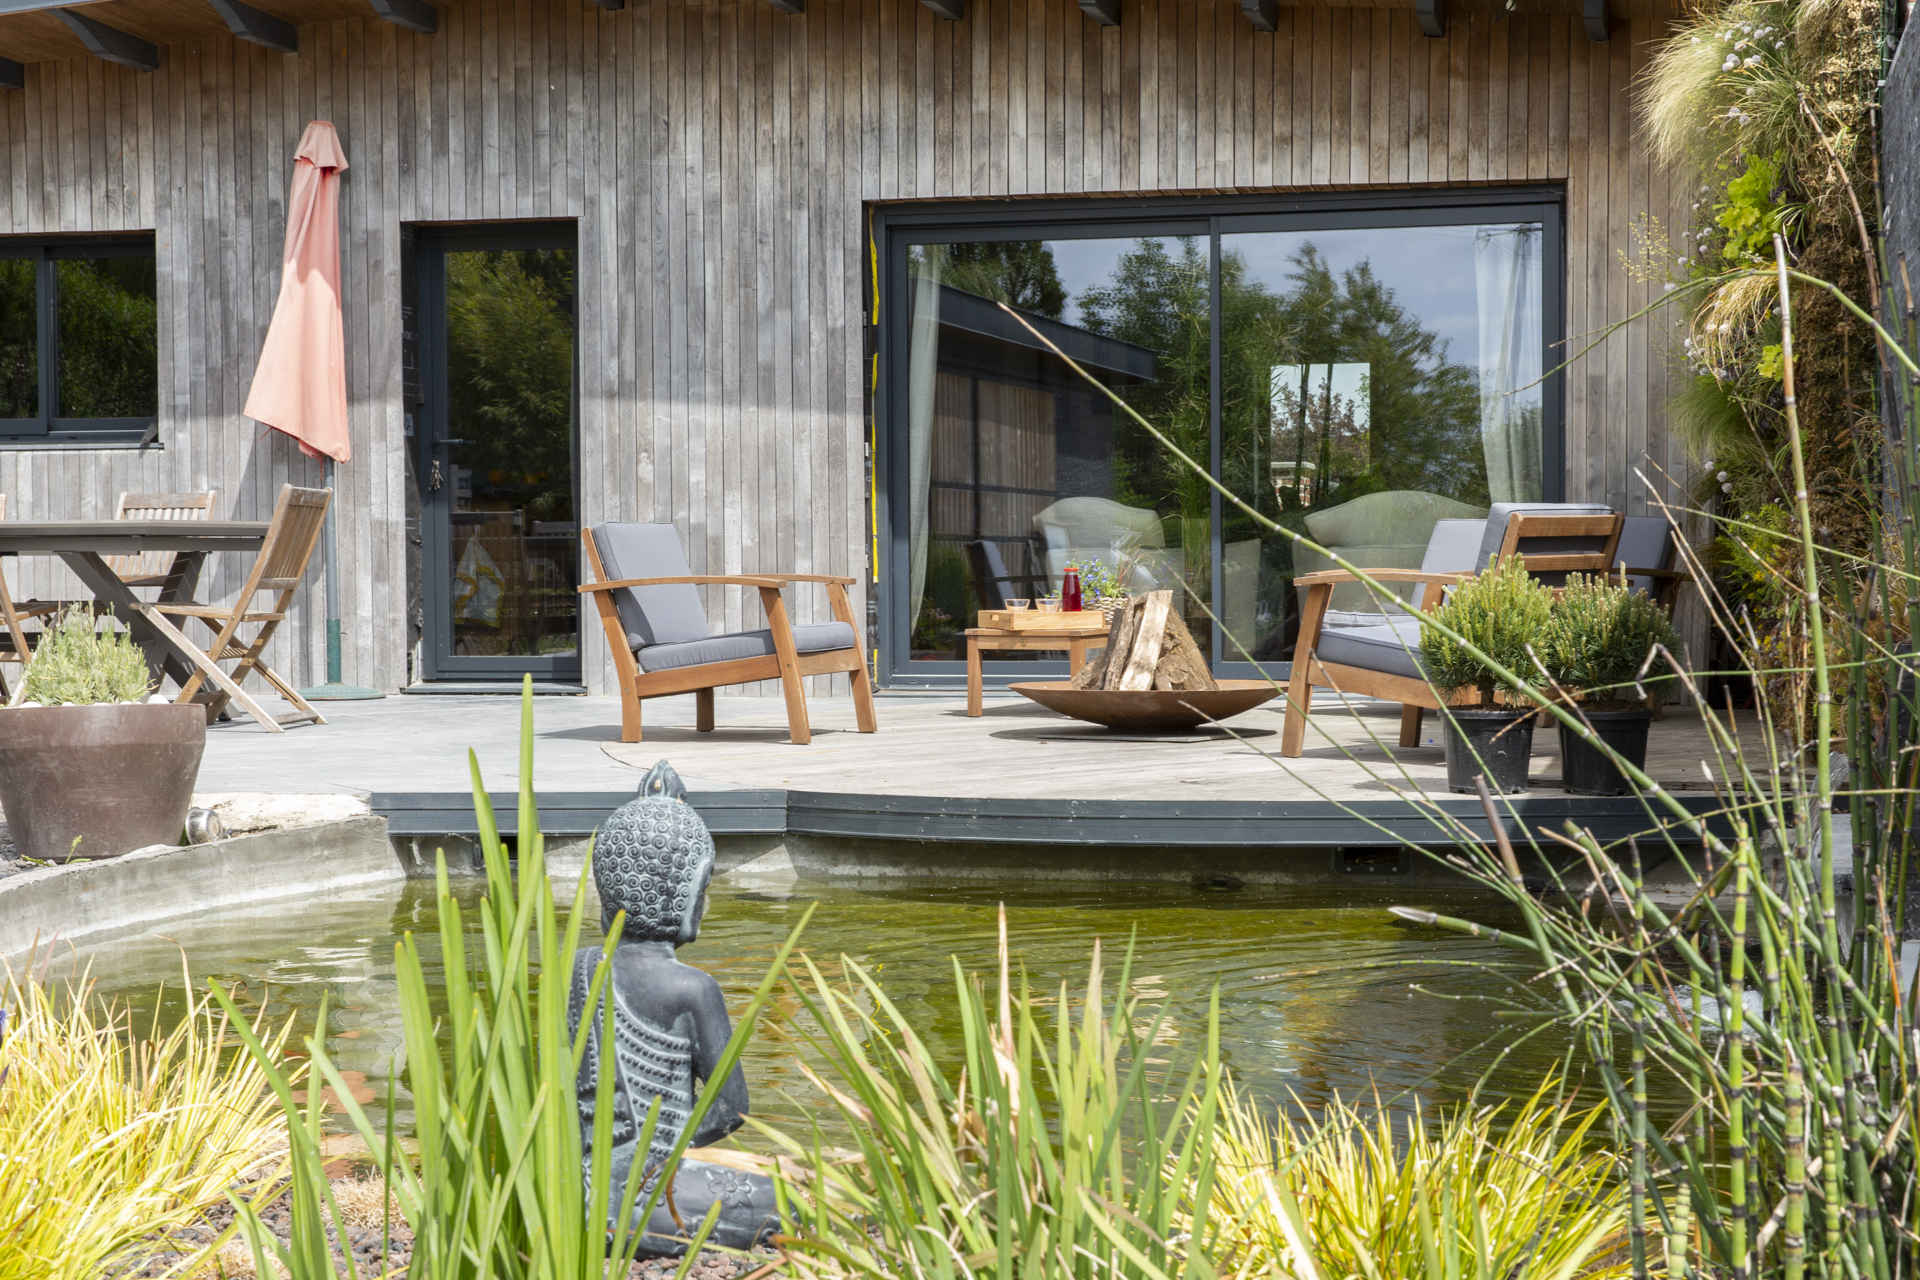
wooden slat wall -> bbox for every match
[0,0,1686,695]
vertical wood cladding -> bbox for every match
[0,0,1684,693]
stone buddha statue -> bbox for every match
[567,760,781,1257]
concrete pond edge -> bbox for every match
[0,816,402,960]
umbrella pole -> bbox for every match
[298,456,384,700]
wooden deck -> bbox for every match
[599,691,1758,806]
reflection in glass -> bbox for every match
[1219,224,1544,661]
[0,258,35,418]
[443,248,578,659]
[904,237,1211,662]
[55,256,157,418]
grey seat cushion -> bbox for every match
[1315,616,1426,682]
[636,621,858,674]
[591,523,711,650]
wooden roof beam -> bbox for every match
[0,56,21,90]
[206,0,298,53]
[1079,0,1118,23]
[368,0,436,34]
[763,0,803,11]
[1240,0,1278,31]
[1416,0,1445,37]
[54,8,159,71]
[920,0,962,19]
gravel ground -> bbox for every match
[0,820,21,880]
[116,1184,786,1279]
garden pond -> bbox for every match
[63,873,1683,1141]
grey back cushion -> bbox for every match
[1614,515,1676,597]
[1475,502,1615,572]
[590,523,711,651]
[1421,519,1487,575]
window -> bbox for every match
[0,238,158,445]
[880,193,1562,683]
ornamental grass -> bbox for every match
[0,964,288,1280]
[1202,1081,1628,1280]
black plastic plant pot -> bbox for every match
[1557,707,1653,796]
[1441,708,1536,794]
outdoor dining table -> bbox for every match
[0,519,272,722]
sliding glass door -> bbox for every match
[879,193,1562,687]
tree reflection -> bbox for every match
[56,258,157,419]
[0,259,35,419]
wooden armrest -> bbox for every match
[759,573,859,586]
[1619,566,1690,580]
[1293,569,1470,586]
[578,574,786,593]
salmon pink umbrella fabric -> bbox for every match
[243,121,351,463]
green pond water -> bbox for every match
[65,873,1648,1141]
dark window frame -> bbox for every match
[0,235,160,449]
[872,187,1567,688]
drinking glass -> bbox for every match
[1006,599,1030,611]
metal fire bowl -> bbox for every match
[1008,680,1281,731]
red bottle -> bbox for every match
[1061,568,1083,612]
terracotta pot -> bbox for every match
[0,703,205,862]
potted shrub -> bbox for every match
[1419,556,1555,794]
[0,607,205,862]
[1538,574,1682,796]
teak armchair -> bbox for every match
[580,522,877,745]
[129,484,332,732]
[1280,504,1625,758]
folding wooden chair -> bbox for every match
[108,491,219,586]
[129,484,331,732]
[0,495,59,700]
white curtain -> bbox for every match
[1473,225,1544,503]
[906,248,944,627]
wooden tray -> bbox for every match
[977,609,1111,632]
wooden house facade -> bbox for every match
[0,0,1685,697]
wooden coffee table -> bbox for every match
[964,611,1111,717]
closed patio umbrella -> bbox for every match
[244,120,380,700]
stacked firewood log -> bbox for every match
[1068,590,1219,692]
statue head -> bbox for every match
[593,760,715,944]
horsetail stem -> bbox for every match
[1729,856,1752,1279]
[1786,1058,1807,1280]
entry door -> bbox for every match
[417,228,581,684]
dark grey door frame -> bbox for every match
[872,186,1568,689]
[415,222,581,684]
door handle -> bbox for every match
[435,438,472,450]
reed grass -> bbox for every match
[0,962,288,1280]
[755,910,1225,1280]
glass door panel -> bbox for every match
[902,236,1213,666]
[1217,223,1544,663]
[420,237,580,682]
